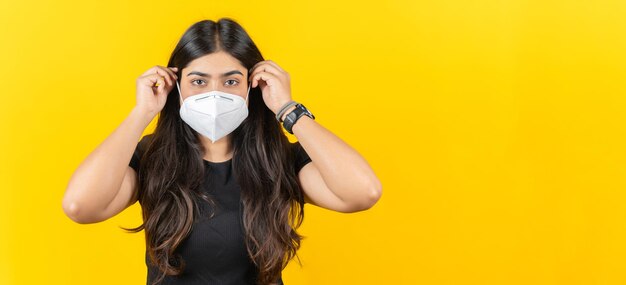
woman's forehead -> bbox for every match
[184,52,246,75]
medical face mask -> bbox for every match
[176,80,251,143]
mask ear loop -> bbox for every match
[244,81,251,104]
[176,80,183,105]
[245,69,253,104]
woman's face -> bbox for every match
[179,51,249,102]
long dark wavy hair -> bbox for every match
[121,18,306,285]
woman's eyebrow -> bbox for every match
[187,70,243,77]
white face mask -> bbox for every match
[176,80,251,143]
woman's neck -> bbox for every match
[199,134,234,162]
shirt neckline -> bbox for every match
[203,158,233,165]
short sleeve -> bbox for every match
[129,134,152,172]
[292,141,312,174]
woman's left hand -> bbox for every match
[249,60,293,115]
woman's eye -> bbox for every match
[225,79,239,86]
[191,79,205,85]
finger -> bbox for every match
[168,67,179,79]
[158,77,166,94]
[156,65,178,81]
[249,60,266,74]
[154,68,174,87]
[264,60,285,73]
[140,73,164,87]
[250,63,283,81]
[251,60,285,75]
[155,77,165,93]
[154,76,165,87]
[153,76,165,88]
[251,71,278,88]
[157,76,168,96]
[156,67,176,85]
[141,65,178,82]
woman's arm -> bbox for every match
[248,60,382,213]
[286,109,383,213]
[62,107,153,223]
[62,65,178,223]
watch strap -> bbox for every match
[283,103,315,134]
[276,101,298,122]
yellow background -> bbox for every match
[1,0,626,284]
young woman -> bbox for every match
[63,18,382,285]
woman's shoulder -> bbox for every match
[138,133,155,149]
[130,134,154,172]
[289,140,312,173]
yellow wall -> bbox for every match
[1,0,626,284]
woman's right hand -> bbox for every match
[135,65,179,118]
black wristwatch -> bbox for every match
[282,103,315,134]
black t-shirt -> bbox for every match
[129,134,312,285]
